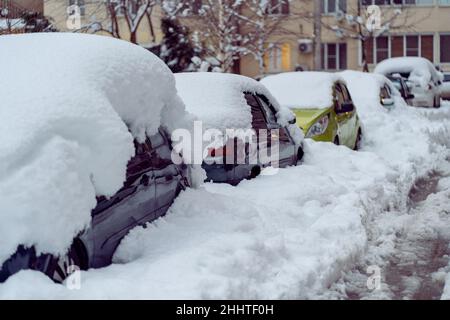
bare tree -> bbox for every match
[236,0,309,75]
[1,0,56,35]
[162,0,309,73]
[65,0,158,45]
[308,0,431,72]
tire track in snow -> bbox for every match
[318,103,450,300]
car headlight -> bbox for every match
[306,115,329,138]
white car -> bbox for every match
[341,71,408,112]
[441,73,450,100]
[374,57,442,108]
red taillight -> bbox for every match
[208,146,231,157]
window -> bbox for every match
[265,43,291,73]
[322,43,347,70]
[334,85,346,111]
[361,0,433,5]
[366,34,435,64]
[380,85,392,100]
[322,0,347,14]
[245,94,268,130]
[406,35,419,56]
[441,35,450,63]
[266,0,290,15]
[69,0,85,16]
[376,36,389,63]
[257,95,277,125]
[267,46,282,73]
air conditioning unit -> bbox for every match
[298,39,313,54]
[335,10,345,22]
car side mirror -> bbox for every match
[381,98,394,107]
[337,102,354,114]
[289,117,297,125]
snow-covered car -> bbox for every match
[341,71,407,111]
[261,72,362,149]
[0,34,191,283]
[441,73,450,100]
[374,57,442,108]
[386,75,415,106]
[175,72,304,185]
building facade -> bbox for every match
[2,1,450,76]
[241,0,450,77]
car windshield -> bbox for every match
[389,72,411,79]
[388,78,402,90]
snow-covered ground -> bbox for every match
[1,81,449,300]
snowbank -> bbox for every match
[374,57,442,89]
[261,72,343,109]
[1,97,449,300]
[0,33,186,263]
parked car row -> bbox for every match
[0,35,446,285]
[374,57,444,108]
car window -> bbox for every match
[334,85,345,111]
[444,75,450,82]
[245,93,268,130]
[149,131,165,149]
[340,84,353,102]
[256,95,277,125]
[380,86,391,100]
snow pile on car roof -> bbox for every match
[341,70,406,112]
[261,72,343,109]
[374,57,441,88]
[175,72,304,145]
[0,33,186,263]
[176,72,292,129]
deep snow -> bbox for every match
[261,72,343,109]
[0,33,188,264]
[1,92,449,299]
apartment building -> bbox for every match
[241,0,450,77]
[2,1,449,76]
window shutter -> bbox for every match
[391,36,404,57]
[281,43,291,71]
[421,35,434,62]
[264,46,270,72]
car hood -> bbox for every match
[291,108,331,131]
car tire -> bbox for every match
[249,166,261,179]
[0,246,40,283]
[296,147,304,165]
[354,130,362,151]
[434,96,441,109]
[46,239,88,284]
[0,240,87,284]
[334,136,340,146]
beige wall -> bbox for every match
[44,0,164,46]
[40,1,450,76]
[241,0,450,78]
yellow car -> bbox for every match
[262,72,362,149]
